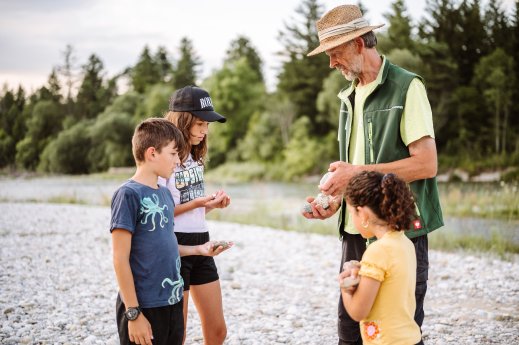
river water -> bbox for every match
[1,175,517,244]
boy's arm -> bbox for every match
[112,229,153,344]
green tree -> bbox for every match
[225,35,264,82]
[316,71,347,129]
[57,44,77,101]
[15,100,63,170]
[277,0,332,135]
[0,86,26,167]
[173,38,200,89]
[204,57,266,166]
[88,92,142,172]
[239,94,295,162]
[76,54,114,119]
[281,116,335,179]
[131,46,161,93]
[384,0,414,50]
[155,46,173,83]
[484,0,512,52]
[473,48,515,154]
[134,84,175,121]
[38,119,93,174]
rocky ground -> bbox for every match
[0,202,518,344]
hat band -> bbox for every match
[318,18,369,41]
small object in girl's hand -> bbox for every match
[211,193,217,200]
[341,275,360,289]
[341,260,361,289]
[212,241,231,250]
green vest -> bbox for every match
[337,59,444,239]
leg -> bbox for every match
[181,291,189,345]
[338,232,367,344]
[411,234,429,345]
[190,280,227,345]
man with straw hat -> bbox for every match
[303,4,443,345]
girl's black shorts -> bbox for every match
[175,231,219,291]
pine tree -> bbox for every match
[277,0,332,135]
[155,46,173,83]
[57,44,77,101]
[225,36,264,82]
[384,0,414,50]
[132,46,161,93]
[76,54,110,119]
[173,38,200,89]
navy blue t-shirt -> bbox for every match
[110,180,183,308]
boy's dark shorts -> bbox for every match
[175,231,219,291]
[116,294,183,345]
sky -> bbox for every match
[0,0,515,94]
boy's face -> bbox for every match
[189,118,209,146]
[154,140,181,178]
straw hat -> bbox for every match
[307,5,384,56]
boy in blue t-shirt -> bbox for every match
[111,118,231,345]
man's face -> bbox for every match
[325,41,362,81]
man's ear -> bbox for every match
[353,37,364,52]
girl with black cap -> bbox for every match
[159,85,232,345]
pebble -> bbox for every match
[1,202,518,344]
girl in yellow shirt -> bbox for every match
[339,171,422,345]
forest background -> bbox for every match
[1,0,518,182]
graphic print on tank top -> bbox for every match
[175,164,205,204]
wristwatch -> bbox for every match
[124,306,141,321]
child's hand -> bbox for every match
[339,260,361,293]
[128,313,153,345]
[198,240,234,256]
[204,190,231,209]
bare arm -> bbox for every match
[339,272,381,322]
[178,241,233,257]
[321,136,438,197]
[174,190,231,216]
[112,229,153,344]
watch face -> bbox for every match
[126,307,140,320]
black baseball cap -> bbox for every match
[169,85,226,123]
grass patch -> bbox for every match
[438,182,519,220]
[47,195,87,205]
[429,230,519,259]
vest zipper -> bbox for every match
[368,119,374,164]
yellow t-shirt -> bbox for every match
[338,58,435,234]
[358,231,421,345]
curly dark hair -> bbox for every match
[345,171,417,231]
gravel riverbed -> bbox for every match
[1,202,518,345]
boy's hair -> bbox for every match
[164,111,207,165]
[132,117,187,164]
[345,171,417,231]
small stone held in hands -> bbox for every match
[302,172,334,213]
[212,240,231,250]
[341,260,361,289]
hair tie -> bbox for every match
[381,173,394,185]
